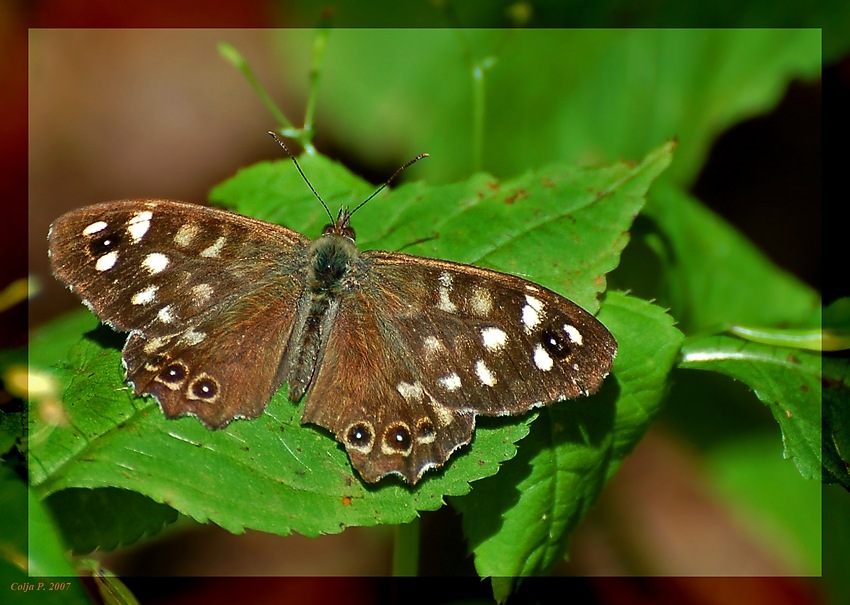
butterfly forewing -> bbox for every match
[48,200,310,332]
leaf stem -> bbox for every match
[392,518,420,576]
[299,27,330,154]
[470,56,496,173]
[217,42,292,132]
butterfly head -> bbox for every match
[321,207,357,243]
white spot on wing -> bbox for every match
[522,294,544,333]
[475,359,496,387]
[180,330,206,345]
[422,335,445,357]
[131,285,158,305]
[143,252,170,274]
[533,343,554,371]
[83,221,108,236]
[430,397,456,427]
[191,283,213,306]
[437,373,462,392]
[95,251,118,272]
[157,305,175,323]
[481,327,508,352]
[127,211,153,243]
[563,323,583,345]
[143,335,170,354]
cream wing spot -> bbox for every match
[180,330,206,346]
[200,236,227,258]
[82,221,108,236]
[174,223,200,247]
[522,294,544,333]
[470,287,493,316]
[190,283,213,306]
[396,381,425,403]
[95,251,118,272]
[143,252,170,274]
[142,335,173,354]
[157,305,176,324]
[430,398,456,427]
[436,271,457,313]
[422,335,446,359]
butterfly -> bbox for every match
[47,140,617,484]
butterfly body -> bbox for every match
[48,197,616,484]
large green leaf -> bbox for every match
[26,143,673,542]
[454,292,683,577]
[272,29,821,185]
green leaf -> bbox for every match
[272,29,821,185]
[44,488,179,555]
[26,143,673,539]
[679,336,824,482]
[0,463,90,603]
[454,292,682,577]
[643,182,820,332]
[823,356,850,490]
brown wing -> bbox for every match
[48,200,311,425]
[301,250,616,484]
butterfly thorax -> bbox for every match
[308,231,358,294]
[284,224,360,402]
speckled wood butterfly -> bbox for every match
[48,138,616,484]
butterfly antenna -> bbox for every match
[349,153,429,217]
[268,131,335,223]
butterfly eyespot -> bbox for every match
[345,422,374,452]
[87,230,124,256]
[159,362,188,385]
[415,418,436,444]
[383,423,412,456]
[541,328,572,360]
[190,375,219,400]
